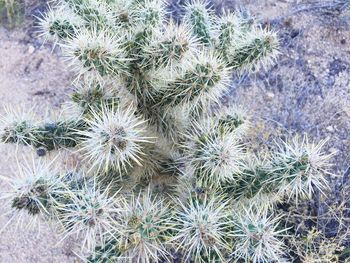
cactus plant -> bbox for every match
[0,0,336,262]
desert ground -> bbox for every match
[0,0,349,262]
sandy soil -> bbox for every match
[0,26,79,262]
[221,0,350,174]
[0,0,350,262]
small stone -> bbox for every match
[283,18,293,27]
[326,126,334,133]
[36,148,47,157]
[290,29,300,39]
[343,107,350,117]
[27,45,35,54]
[266,92,275,99]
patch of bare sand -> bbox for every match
[0,28,79,263]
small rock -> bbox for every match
[36,148,47,157]
[27,45,35,54]
[283,17,293,27]
[266,92,275,99]
[290,29,300,39]
[343,107,350,117]
[326,126,334,133]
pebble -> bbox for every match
[36,148,47,157]
[326,126,335,132]
[27,45,35,54]
[266,92,275,99]
[343,107,350,117]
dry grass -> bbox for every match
[0,0,24,28]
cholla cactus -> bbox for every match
[230,205,286,263]
[53,179,123,251]
[0,159,63,228]
[0,0,336,262]
[78,105,151,173]
[116,191,173,262]
[171,192,231,262]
